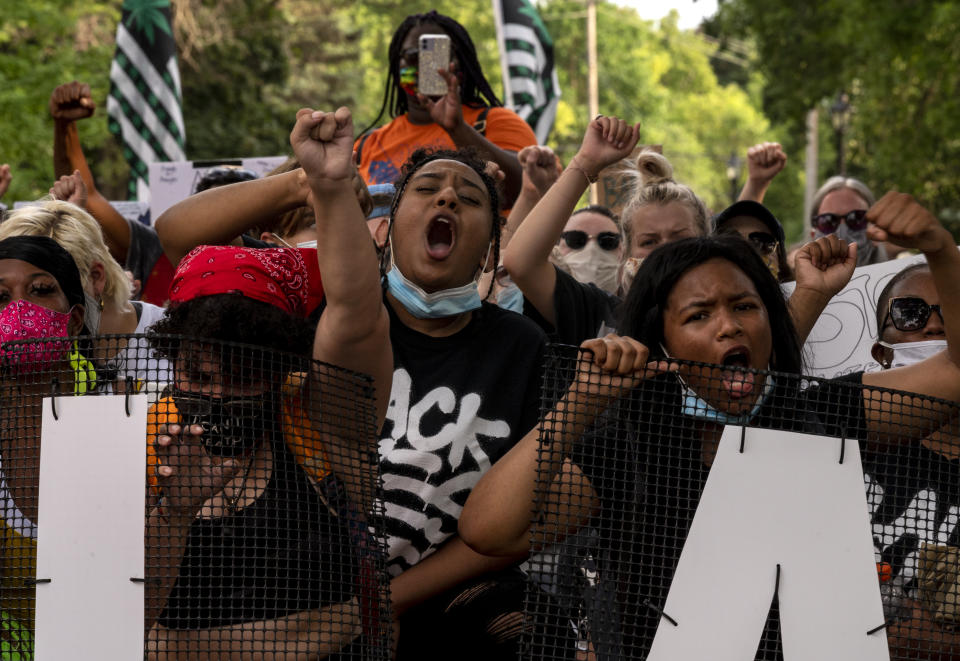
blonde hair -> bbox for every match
[621,149,709,245]
[812,176,875,215]
[0,200,131,309]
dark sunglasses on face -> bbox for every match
[885,296,944,332]
[561,230,621,251]
[747,231,778,256]
[812,209,869,234]
[401,47,419,64]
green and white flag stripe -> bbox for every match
[108,0,186,202]
[112,23,185,143]
[493,0,560,143]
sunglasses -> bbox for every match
[561,230,621,251]
[746,231,778,256]
[812,209,868,234]
[401,47,419,64]
[884,296,944,332]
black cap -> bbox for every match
[713,200,785,244]
[194,166,259,193]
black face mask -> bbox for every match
[172,390,274,457]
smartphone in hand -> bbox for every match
[418,34,451,96]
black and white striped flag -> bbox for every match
[493,0,560,144]
[107,0,186,202]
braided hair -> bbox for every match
[361,11,502,135]
[379,147,503,301]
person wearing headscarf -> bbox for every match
[0,235,94,657]
[144,106,392,658]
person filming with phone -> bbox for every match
[356,11,536,206]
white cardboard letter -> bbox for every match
[647,426,889,661]
[35,395,147,661]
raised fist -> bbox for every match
[745,142,787,185]
[573,115,642,182]
[290,107,356,186]
[50,171,88,209]
[518,145,562,197]
[50,81,96,121]
[866,192,952,255]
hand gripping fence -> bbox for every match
[0,333,390,660]
[521,345,960,661]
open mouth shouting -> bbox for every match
[719,346,755,400]
[425,214,457,261]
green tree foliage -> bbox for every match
[540,3,796,228]
[175,0,364,161]
[0,0,361,202]
[0,1,121,202]
[345,0,792,222]
[2,0,792,236]
[709,0,960,236]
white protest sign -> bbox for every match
[647,426,887,661]
[35,395,147,661]
[149,156,287,222]
[785,253,940,379]
[109,200,150,224]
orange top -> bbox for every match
[356,106,537,186]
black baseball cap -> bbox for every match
[713,200,785,244]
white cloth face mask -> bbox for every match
[553,241,620,294]
[878,340,948,368]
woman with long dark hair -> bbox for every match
[462,192,960,658]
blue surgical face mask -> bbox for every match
[385,258,483,319]
[497,282,524,313]
[680,376,775,426]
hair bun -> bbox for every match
[635,149,673,186]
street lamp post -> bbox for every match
[830,92,851,176]
[726,152,741,204]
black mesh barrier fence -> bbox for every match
[522,345,960,661]
[0,334,390,660]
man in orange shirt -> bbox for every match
[356,11,536,207]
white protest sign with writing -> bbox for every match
[34,395,147,661]
[785,252,946,379]
[149,156,287,223]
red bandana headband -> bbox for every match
[169,245,324,318]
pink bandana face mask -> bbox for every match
[0,299,72,372]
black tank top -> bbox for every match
[158,432,358,629]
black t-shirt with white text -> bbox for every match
[864,442,960,590]
[380,301,546,576]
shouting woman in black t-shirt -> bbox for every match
[372,146,551,660]
[461,192,960,659]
